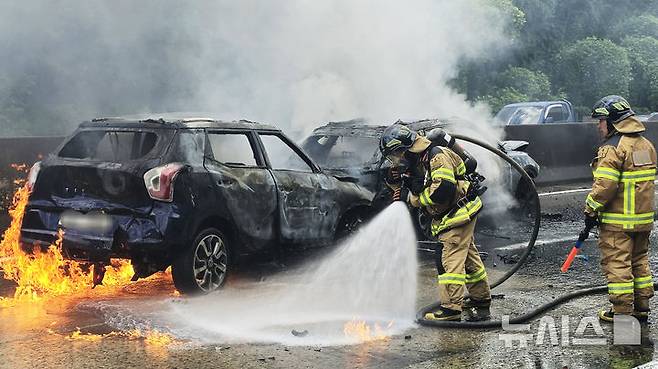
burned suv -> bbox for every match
[21,115,373,294]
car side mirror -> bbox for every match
[545,117,554,123]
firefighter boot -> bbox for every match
[634,299,650,323]
[599,308,615,323]
[424,306,462,321]
[463,297,491,322]
[599,308,634,323]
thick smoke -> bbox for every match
[0,1,511,139]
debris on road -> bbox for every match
[291,329,309,337]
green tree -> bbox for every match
[613,15,658,40]
[476,67,553,112]
[554,37,631,108]
[648,64,658,111]
[487,0,526,37]
[496,67,552,100]
[511,0,559,69]
[451,0,527,102]
[621,36,658,111]
[478,87,528,113]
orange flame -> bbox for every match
[69,328,103,342]
[66,327,175,346]
[142,329,175,346]
[0,182,134,303]
[343,319,393,342]
[10,163,28,173]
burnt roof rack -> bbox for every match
[86,115,277,129]
[90,116,169,124]
[179,118,216,123]
[91,117,125,122]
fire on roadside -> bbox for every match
[0,178,135,304]
[64,327,175,346]
[343,318,394,342]
[9,163,28,173]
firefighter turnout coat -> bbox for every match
[407,136,482,236]
[407,135,490,311]
[585,116,656,313]
[585,117,657,231]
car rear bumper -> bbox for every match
[20,204,187,262]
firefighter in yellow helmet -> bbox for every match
[379,123,491,321]
[586,95,656,322]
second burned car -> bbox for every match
[300,119,540,238]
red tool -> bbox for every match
[561,226,593,272]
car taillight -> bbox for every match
[26,161,41,191]
[143,163,185,202]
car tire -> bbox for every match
[172,227,230,295]
[413,207,434,241]
[334,209,369,241]
[514,176,538,219]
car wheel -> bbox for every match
[335,209,368,241]
[514,176,538,218]
[172,228,230,295]
[414,207,434,241]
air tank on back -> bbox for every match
[424,128,478,175]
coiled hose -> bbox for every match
[417,134,612,328]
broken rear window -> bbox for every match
[58,130,160,161]
[206,132,259,167]
[302,135,379,168]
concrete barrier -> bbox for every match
[2,122,658,186]
[504,122,658,184]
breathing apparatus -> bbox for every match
[419,128,488,204]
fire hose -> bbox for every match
[416,134,645,329]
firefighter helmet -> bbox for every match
[379,123,417,157]
[591,95,635,124]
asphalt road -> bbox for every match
[1,185,658,369]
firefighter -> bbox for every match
[379,123,492,321]
[586,95,656,322]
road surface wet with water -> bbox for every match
[1,186,658,369]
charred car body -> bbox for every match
[301,119,540,237]
[21,115,373,294]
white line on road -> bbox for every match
[538,188,589,197]
[495,236,588,251]
[539,180,658,197]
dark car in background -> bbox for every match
[300,119,540,238]
[21,115,373,294]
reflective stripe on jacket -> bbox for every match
[406,143,483,235]
[431,195,482,236]
[412,146,468,216]
[585,121,657,232]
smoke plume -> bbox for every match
[0,1,511,138]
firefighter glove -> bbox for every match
[408,193,420,207]
[408,176,426,195]
[584,214,599,229]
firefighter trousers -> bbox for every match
[599,229,654,314]
[436,217,491,311]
